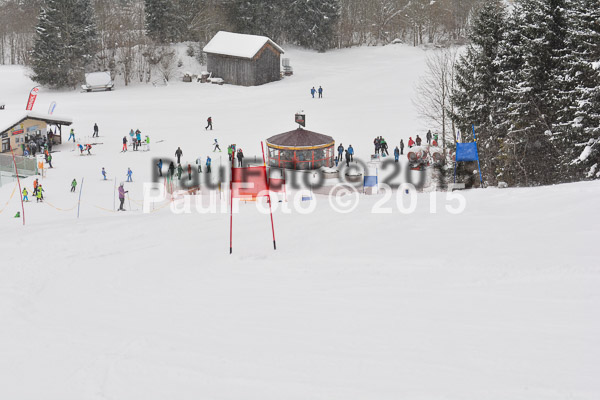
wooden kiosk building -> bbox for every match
[203,31,284,86]
[266,128,335,170]
[0,111,72,155]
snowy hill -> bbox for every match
[0,44,599,399]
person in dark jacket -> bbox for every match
[187,164,192,180]
[318,86,323,98]
[337,143,344,161]
[344,150,351,167]
[205,117,212,130]
[93,123,99,138]
[381,138,389,156]
[426,130,432,145]
[394,146,400,162]
[168,162,175,179]
[416,135,422,146]
[175,147,183,164]
[237,149,244,167]
[400,139,405,155]
[122,136,128,152]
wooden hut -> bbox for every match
[0,111,72,155]
[203,31,284,86]
[266,128,335,170]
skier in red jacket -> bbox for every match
[408,137,415,148]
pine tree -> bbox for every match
[450,0,506,184]
[287,0,340,52]
[228,0,287,42]
[566,0,600,179]
[145,0,177,43]
[31,0,97,88]
[495,0,572,185]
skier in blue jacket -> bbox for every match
[206,156,212,173]
[394,146,400,162]
[347,145,354,162]
[126,168,133,182]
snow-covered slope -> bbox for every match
[0,44,598,400]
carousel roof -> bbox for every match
[266,128,334,148]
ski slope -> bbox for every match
[0,44,599,400]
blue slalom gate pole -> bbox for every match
[77,177,84,218]
[472,125,484,187]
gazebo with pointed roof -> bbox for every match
[266,127,335,170]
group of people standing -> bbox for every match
[155,146,214,181]
[407,130,439,148]
[227,145,244,167]
[310,86,324,98]
[335,143,354,167]
[373,136,390,156]
[21,178,44,203]
[123,129,149,152]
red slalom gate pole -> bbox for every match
[10,145,25,226]
[261,141,277,250]
[229,153,234,254]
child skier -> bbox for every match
[22,187,29,202]
[126,168,133,182]
[102,167,107,180]
[36,184,44,202]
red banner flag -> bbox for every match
[231,166,269,200]
[25,86,40,111]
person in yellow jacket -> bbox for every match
[36,185,44,202]
[22,187,29,202]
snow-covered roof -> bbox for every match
[85,71,112,86]
[0,111,73,134]
[203,31,284,59]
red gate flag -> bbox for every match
[25,86,40,111]
[231,166,269,200]
[229,144,277,254]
